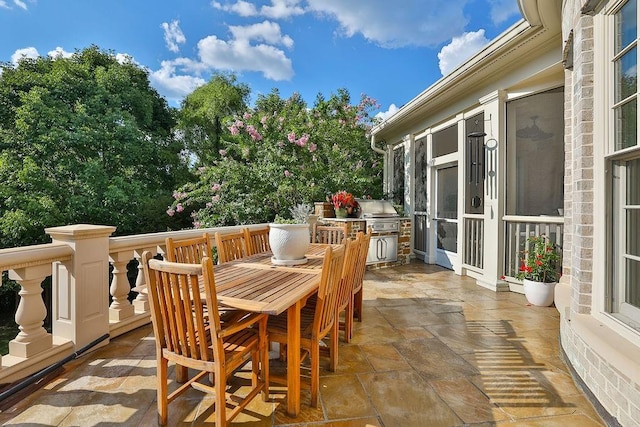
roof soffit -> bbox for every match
[372,20,561,142]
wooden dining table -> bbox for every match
[210,243,336,417]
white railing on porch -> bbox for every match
[503,215,564,279]
[0,223,265,384]
[463,215,484,270]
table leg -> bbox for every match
[286,301,301,417]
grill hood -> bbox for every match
[356,199,399,218]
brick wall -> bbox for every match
[560,2,640,425]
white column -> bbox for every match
[46,224,116,349]
[8,264,53,358]
[476,90,509,291]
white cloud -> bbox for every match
[260,0,304,19]
[212,0,304,19]
[162,20,186,53]
[0,1,10,8]
[149,60,207,102]
[212,0,258,17]
[437,29,489,76]
[197,35,293,80]
[13,0,26,10]
[47,47,72,59]
[487,0,522,25]
[11,47,39,65]
[306,0,469,48]
[229,21,293,49]
[376,103,399,121]
[149,18,295,102]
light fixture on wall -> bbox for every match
[516,115,553,141]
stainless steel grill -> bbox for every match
[356,199,400,265]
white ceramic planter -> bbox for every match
[523,278,556,307]
[269,223,310,264]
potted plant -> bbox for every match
[331,190,358,218]
[516,235,561,306]
[269,203,314,265]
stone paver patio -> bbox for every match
[0,261,604,426]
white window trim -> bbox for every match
[591,0,640,344]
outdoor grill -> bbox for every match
[356,199,401,265]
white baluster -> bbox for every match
[132,250,151,313]
[8,265,53,358]
[109,252,134,321]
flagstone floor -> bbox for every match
[0,261,604,426]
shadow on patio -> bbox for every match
[0,261,604,426]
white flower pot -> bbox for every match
[269,223,310,263]
[523,279,556,307]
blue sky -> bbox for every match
[0,0,522,118]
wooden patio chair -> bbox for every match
[311,223,348,244]
[165,233,247,381]
[244,226,270,256]
[266,244,345,408]
[165,233,212,263]
[141,252,269,427]
[350,230,372,327]
[337,232,367,344]
[215,230,248,263]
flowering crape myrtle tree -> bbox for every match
[169,88,384,227]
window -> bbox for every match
[392,145,405,204]
[608,0,640,328]
[432,124,457,157]
[506,87,565,216]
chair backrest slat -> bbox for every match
[352,231,371,294]
[165,233,212,263]
[215,231,248,263]
[142,252,222,363]
[312,224,347,244]
[244,226,270,255]
[313,244,346,340]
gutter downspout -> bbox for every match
[370,134,386,155]
[370,134,390,196]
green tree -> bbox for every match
[177,73,250,165]
[0,46,192,248]
[168,88,384,227]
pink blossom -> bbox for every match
[212,195,220,203]
[176,203,184,213]
[211,183,221,192]
[193,221,201,229]
[287,132,296,143]
[296,133,309,146]
[308,143,317,152]
[228,125,239,135]
[243,112,252,120]
[261,116,268,125]
[166,208,175,217]
[234,120,244,128]
[246,125,262,141]
[219,149,227,157]
[206,202,213,208]
[284,170,291,177]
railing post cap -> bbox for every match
[46,224,117,241]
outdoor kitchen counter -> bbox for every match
[317,216,412,269]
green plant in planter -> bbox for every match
[515,236,561,283]
[274,203,314,224]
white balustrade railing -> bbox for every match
[503,215,564,279]
[0,223,263,384]
[463,215,484,270]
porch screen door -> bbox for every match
[435,165,458,269]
